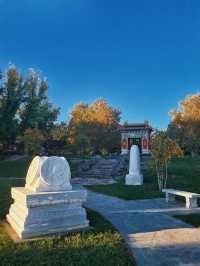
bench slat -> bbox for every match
[162,189,200,198]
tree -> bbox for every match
[0,65,59,153]
[72,133,91,155]
[68,99,121,154]
[0,65,25,147]
[46,123,69,155]
[22,128,44,155]
[168,93,200,156]
[151,131,183,191]
[19,69,59,135]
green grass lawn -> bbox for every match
[1,156,200,201]
[173,214,200,228]
[0,156,89,178]
[0,157,32,178]
[0,178,135,266]
[85,156,200,200]
[85,182,163,200]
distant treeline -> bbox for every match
[0,65,121,156]
[0,64,200,157]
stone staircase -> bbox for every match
[76,156,126,178]
[72,154,151,179]
[85,159,120,177]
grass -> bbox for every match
[0,156,89,178]
[1,155,200,264]
[0,178,135,266]
[0,156,85,178]
[1,155,200,200]
[85,156,200,200]
[85,182,163,200]
[0,157,32,178]
[173,214,200,228]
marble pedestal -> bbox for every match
[7,187,89,239]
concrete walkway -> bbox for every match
[72,177,116,186]
[85,189,200,266]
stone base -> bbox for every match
[7,187,89,239]
[125,174,143,185]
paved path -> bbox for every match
[72,177,116,186]
[85,189,200,266]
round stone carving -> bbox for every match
[41,157,71,187]
[25,156,72,192]
[26,156,47,189]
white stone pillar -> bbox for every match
[125,145,143,185]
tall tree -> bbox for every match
[68,99,121,154]
[168,93,200,155]
[22,128,45,155]
[20,69,59,134]
[0,65,25,146]
[0,65,59,152]
[151,131,183,191]
[46,123,69,155]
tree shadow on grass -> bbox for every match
[0,209,136,266]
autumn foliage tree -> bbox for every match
[168,93,200,156]
[46,123,69,155]
[151,131,183,191]
[68,99,121,155]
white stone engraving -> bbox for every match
[7,156,89,239]
[25,156,72,192]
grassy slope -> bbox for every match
[1,156,200,199]
[174,214,200,228]
[85,183,163,200]
[85,156,200,200]
[0,178,135,266]
[172,159,200,227]
[0,157,32,178]
[0,156,86,178]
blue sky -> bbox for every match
[1,0,200,129]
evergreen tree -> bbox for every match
[0,65,25,146]
[0,65,59,151]
[20,69,59,134]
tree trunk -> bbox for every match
[164,163,168,188]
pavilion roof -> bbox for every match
[119,121,153,132]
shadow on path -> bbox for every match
[85,189,200,266]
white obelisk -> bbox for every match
[125,145,143,185]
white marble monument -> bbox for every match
[125,145,143,185]
[7,156,89,239]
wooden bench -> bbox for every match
[162,189,200,208]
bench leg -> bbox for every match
[166,193,175,203]
[186,197,198,208]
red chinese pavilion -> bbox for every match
[120,121,152,154]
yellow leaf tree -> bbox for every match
[168,93,200,156]
[151,131,183,191]
[67,99,121,155]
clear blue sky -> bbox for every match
[1,0,200,129]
